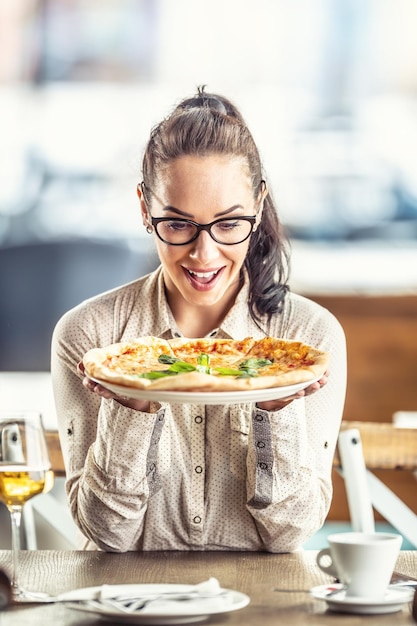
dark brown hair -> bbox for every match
[141,87,290,329]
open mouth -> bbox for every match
[184,267,224,288]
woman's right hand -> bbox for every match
[77,362,152,412]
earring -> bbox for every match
[146,225,153,234]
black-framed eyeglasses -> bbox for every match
[150,216,257,246]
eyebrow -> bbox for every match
[162,204,245,218]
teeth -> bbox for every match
[189,270,219,279]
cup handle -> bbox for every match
[316,548,338,578]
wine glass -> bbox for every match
[0,412,54,601]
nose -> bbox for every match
[188,230,221,264]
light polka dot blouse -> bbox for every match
[51,267,347,552]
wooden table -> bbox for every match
[0,550,415,625]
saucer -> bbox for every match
[310,584,414,615]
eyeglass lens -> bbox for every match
[154,218,255,245]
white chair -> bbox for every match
[337,425,417,547]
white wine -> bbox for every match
[0,413,53,598]
[0,468,49,507]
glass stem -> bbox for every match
[9,505,23,594]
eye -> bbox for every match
[217,219,241,230]
[166,220,193,232]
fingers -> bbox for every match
[77,360,113,398]
[303,372,329,396]
[256,397,295,411]
[257,371,330,411]
[82,375,113,399]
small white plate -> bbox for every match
[310,583,414,615]
[92,377,320,405]
[66,584,250,625]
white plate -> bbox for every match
[92,377,320,405]
[66,584,250,625]
[310,584,414,615]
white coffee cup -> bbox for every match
[316,532,402,599]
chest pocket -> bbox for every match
[229,405,252,481]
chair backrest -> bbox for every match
[0,238,159,371]
[336,423,417,547]
[337,428,375,533]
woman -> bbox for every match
[51,88,347,552]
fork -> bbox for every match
[98,590,229,614]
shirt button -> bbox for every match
[193,516,202,524]
[256,441,265,448]
[255,414,264,422]
[194,415,203,424]
[195,465,203,474]
[258,462,268,470]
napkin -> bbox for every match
[96,578,230,615]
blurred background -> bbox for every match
[1,0,417,369]
[1,0,417,550]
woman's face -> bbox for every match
[139,154,263,315]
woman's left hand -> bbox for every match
[256,370,329,412]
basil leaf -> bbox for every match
[197,353,210,366]
[138,370,176,379]
[139,358,196,378]
[142,353,270,380]
[213,366,258,378]
[239,358,272,370]
[238,368,259,378]
[196,353,211,374]
[167,361,196,373]
[158,354,180,364]
[214,367,243,376]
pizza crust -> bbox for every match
[82,336,329,393]
[82,336,175,386]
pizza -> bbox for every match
[82,336,329,393]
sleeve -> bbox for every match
[245,303,347,552]
[51,309,169,552]
[76,400,167,551]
